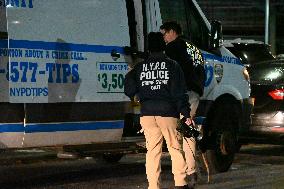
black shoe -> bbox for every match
[174,185,190,189]
[187,172,197,189]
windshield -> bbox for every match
[249,63,284,84]
[227,44,275,65]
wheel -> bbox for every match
[205,131,237,173]
[205,99,240,174]
[102,153,124,163]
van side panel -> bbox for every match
[0,0,132,147]
[6,0,130,103]
[22,102,126,147]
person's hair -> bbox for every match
[160,21,182,35]
[147,32,165,53]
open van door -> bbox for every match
[0,3,25,148]
[4,0,131,147]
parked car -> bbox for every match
[247,60,284,144]
[224,39,284,144]
[277,54,284,60]
[224,39,275,66]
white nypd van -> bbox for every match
[0,0,252,173]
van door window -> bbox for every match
[158,0,209,50]
[186,1,209,50]
[158,0,190,38]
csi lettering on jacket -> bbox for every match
[124,52,190,118]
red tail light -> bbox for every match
[268,89,284,100]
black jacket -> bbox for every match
[124,52,191,118]
[165,37,205,96]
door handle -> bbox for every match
[111,49,120,61]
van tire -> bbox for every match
[102,153,124,163]
[205,99,240,174]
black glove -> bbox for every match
[177,117,200,139]
[123,46,133,55]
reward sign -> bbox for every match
[97,62,128,93]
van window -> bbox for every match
[158,0,190,38]
[187,1,209,50]
[158,0,209,50]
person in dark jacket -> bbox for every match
[124,32,193,189]
[160,21,205,188]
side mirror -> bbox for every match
[210,20,223,49]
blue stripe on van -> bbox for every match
[0,39,125,54]
[0,123,24,132]
[202,53,224,62]
[0,39,7,48]
[1,39,242,66]
[0,121,124,133]
[202,52,242,66]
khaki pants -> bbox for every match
[183,91,200,175]
[140,116,188,189]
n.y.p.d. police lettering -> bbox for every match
[140,61,169,90]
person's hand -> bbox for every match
[124,46,132,55]
[131,95,140,106]
[184,117,194,126]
